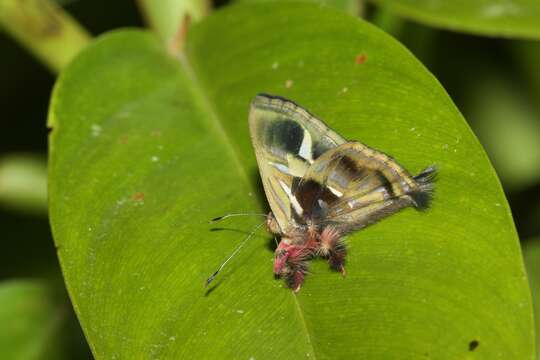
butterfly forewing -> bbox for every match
[249,94,346,232]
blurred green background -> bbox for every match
[1,0,539,358]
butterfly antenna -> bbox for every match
[205,222,266,287]
[210,213,267,223]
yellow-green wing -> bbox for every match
[293,142,435,233]
[249,94,346,233]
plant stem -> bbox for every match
[0,154,47,215]
[0,0,91,73]
[137,0,211,54]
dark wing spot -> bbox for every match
[468,340,479,351]
[295,180,320,218]
[295,179,338,221]
[376,171,395,198]
[266,119,304,155]
[339,155,365,182]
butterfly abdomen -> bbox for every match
[410,166,437,210]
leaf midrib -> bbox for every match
[177,48,318,359]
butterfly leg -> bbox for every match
[284,263,307,292]
[328,243,347,277]
[319,226,347,276]
[274,237,316,292]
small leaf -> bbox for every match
[370,0,540,39]
[0,280,65,360]
[48,3,533,358]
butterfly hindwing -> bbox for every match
[249,94,346,232]
[294,142,433,233]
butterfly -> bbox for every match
[249,94,436,292]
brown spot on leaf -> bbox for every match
[285,79,293,88]
[468,340,479,351]
[151,129,162,137]
[118,135,129,144]
[355,54,367,64]
[132,192,145,201]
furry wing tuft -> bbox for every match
[411,165,437,210]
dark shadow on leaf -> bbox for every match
[204,281,222,297]
[209,227,252,234]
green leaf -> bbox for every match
[236,0,363,15]
[370,0,540,39]
[0,280,65,360]
[48,3,533,358]
[523,239,540,359]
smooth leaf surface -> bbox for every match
[237,0,363,15]
[370,0,540,39]
[48,3,533,359]
[0,280,64,360]
[523,239,540,360]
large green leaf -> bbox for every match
[370,0,540,39]
[237,0,363,15]
[48,3,533,359]
[523,239,540,360]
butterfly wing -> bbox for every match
[249,94,346,233]
[294,142,435,233]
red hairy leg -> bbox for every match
[274,236,318,291]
